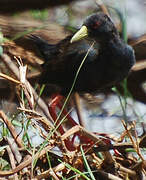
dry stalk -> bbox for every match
[0,144,54,177]
[6,137,22,163]
[6,146,19,180]
[34,163,65,180]
[61,125,115,164]
[0,53,53,122]
[0,72,20,84]
[95,0,110,16]
[0,110,23,148]
[122,120,144,162]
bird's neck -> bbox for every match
[98,34,122,49]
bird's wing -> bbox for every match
[63,39,100,64]
[38,37,100,86]
[30,34,99,65]
[29,35,59,61]
[40,38,100,77]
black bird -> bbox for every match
[31,12,135,95]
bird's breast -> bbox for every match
[103,42,135,85]
[74,41,135,93]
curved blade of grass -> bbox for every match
[58,159,91,180]
[32,41,95,169]
[34,84,45,109]
[125,148,136,153]
[80,146,96,180]
[53,41,95,132]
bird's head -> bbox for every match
[70,12,118,43]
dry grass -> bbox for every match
[0,48,145,179]
[0,2,145,179]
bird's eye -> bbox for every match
[92,21,101,29]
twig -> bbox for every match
[73,92,85,127]
[122,120,144,162]
[0,53,53,122]
[95,0,110,16]
[48,168,60,180]
[116,123,134,142]
[0,110,23,148]
[0,144,54,177]
[17,107,55,133]
[6,146,19,180]
[117,163,136,176]
[61,125,115,164]
[6,137,22,163]
[132,59,146,71]
[97,170,123,180]
[0,72,20,84]
[34,163,65,180]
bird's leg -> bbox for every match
[48,94,65,135]
[57,102,81,146]
[57,103,78,126]
[48,94,94,150]
[48,94,78,151]
[57,101,91,145]
[49,94,78,127]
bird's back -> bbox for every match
[37,36,101,93]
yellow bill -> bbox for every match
[70,25,88,43]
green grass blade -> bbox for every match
[81,146,96,180]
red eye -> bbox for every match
[92,21,101,29]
